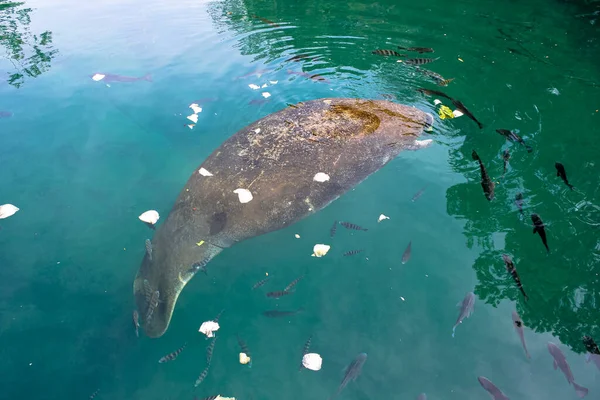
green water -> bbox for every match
[1,0,600,398]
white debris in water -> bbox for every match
[215,396,235,400]
[400,296,405,301]
[302,353,323,371]
[452,109,464,118]
[261,83,268,88]
[187,124,195,129]
[138,210,159,225]
[199,320,220,337]
[262,92,271,98]
[189,103,203,114]
[199,168,213,177]
[311,244,330,257]
[378,214,390,223]
[0,204,19,219]
[187,114,199,123]
[433,99,442,105]
[295,234,301,238]
[415,139,433,148]
[233,188,253,203]
[254,128,261,133]
[91,73,105,81]
[239,352,251,365]
[547,87,560,96]
[269,80,278,85]
[313,172,330,182]
[248,84,260,90]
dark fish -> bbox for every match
[330,220,338,237]
[343,249,364,257]
[472,150,495,201]
[286,54,315,62]
[237,334,251,357]
[583,336,600,371]
[266,290,292,299]
[515,193,524,215]
[213,309,225,323]
[502,150,510,176]
[250,14,280,27]
[398,46,434,53]
[0,111,13,118]
[477,376,509,400]
[495,129,532,152]
[284,275,304,292]
[299,335,313,370]
[330,353,368,400]
[547,342,589,398]
[417,68,453,86]
[145,239,153,261]
[512,311,530,359]
[372,49,405,57]
[89,389,100,400]
[452,292,475,337]
[145,290,160,322]
[194,364,211,387]
[555,162,574,190]
[132,310,140,337]
[416,87,452,100]
[262,308,304,317]
[339,221,368,231]
[401,241,412,264]
[531,213,549,252]
[206,336,217,364]
[451,99,483,129]
[91,73,152,83]
[158,342,187,363]
[502,255,529,301]
[252,276,270,290]
[249,99,270,105]
[403,57,440,65]
[411,185,427,202]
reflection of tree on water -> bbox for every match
[0,0,58,88]
[446,146,600,353]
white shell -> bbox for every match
[139,210,159,225]
[199,168,213,177]
[261,83,268,88]
[311,244,330,257]
[239,352,251,364]
[233,188,253,203]
[0,204,19,219]
[378,214,390,223]
[92,73,105,81]
[199,320,220,337]
[295,234,301,239]
[269,80,278,84]
[262,92,271,98]
[248,84,260,90]
[452,109,464,118]
[313,172,330,182]
[189,103,203,114]
[302,353,323,371]
[187,114,199,123]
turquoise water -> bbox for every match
[1,0,600,398]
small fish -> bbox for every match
[450,99,483,129]
[194,364,211,387]
[515,193,524,215]
[309,73,329,82]
[145,290,160,322]
[330,353,367,400]
[213,309,225,323]
[143,279,153,304]
[555,162,574,190]
[145,239,153,261]
[583,336,600,371]
[158,343,187,363]
[495,129,532,152]
[502,255,529,301]
[206,336,217,364]
[250,14,280,27]
[452,292,475,337]
[339,221,368,231]
[372,49,405,57]
[401,241,412,264]
[438,78,454,86]
[299,334,313,370]
[531,213,549,252]
[330,220,338,237]
[266,290,292,299]
[403,57,440,65]
[398,46,434,53]
[547,342,589,398]
[472,150,495,200]
[411,186,427,202]
[262,308,304,317]
[502,150,510,176]
[252,276,270,290]
[91,73,152,83]
[89,389,100,400]
[477,376,509,400]
[237,334,251,357]
[0,111,13,118]
[286,54,311,62]
[132,310,140,337]
[343,249,364,257]
[284,275,304,292]
[417,68,452,86]
[512,311,530,359]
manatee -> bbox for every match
[134,98,434,338]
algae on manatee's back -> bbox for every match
[134,97,434,338]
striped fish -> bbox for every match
[330,220,338,237]
[145,239,153,261]
[238,334,251,357]
[213,309,225,323]
[502,255,529,301]
[158,343,187,363]
[89,389,100,400]
[206,336,217,364]
[372,49,405,56]
[266,290,292,299]
[343,249,364,257]
[284,275,304,292]
[397,46,434,53]
[403,57,440,65]
[339,221,368,231]
[252,276,270,290]
[194,364,211,387]
[439,78,454,86]
[143,279,153,304]
[299,335,313,370]
[198,396,219,400]
[145,290,160,322]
